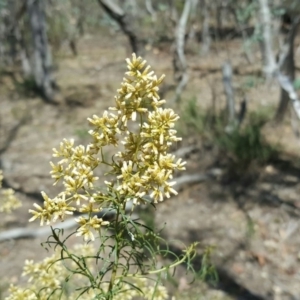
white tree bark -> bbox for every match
[173,0,192,103]
[275,16,300,122]
[277,73,300,121]
[222,61,236,131]
[145,0,156,22]
[258,0,277,80]
[16,27,32,77]
[175,0,192,70]
[257,1,300,123]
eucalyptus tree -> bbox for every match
[173,0,192,103]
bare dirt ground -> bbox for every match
[1,33,300,299]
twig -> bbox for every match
[0,208,125,243]
[96,0,140,54]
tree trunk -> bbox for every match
[27,0,57,102]
[277,73,300,122]
[6,0,18,66]
[145,0,156,22]
[75,0,86,36]
[222,61,236,131]
[275,17,300,122]
[258,0,277,80]
[16,27,32,78]
[125,0,138,17]
[173,0,192,103]
[0,11,9,66]
[216,0,223,39]
[201,0,211,55]
[187,0,198,41]
[97,0,141,55]
[175,0,192,72]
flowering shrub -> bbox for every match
[7,243,170,300]
[6,54,197,300]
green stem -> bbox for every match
[116,243,197,279]
[107,205,121,300]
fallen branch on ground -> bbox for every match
[0,169,222,242]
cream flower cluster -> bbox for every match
[0,170,21,213]
[29,53,185,241]
[5,244,168,300]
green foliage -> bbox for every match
[293,77,300,90]
[235,1,257,23]
[215,111,278,166]
[0,0,7,11]
[46,0,102,52]
[246,214,256,238]
[180,97,277,167]
[14,76,40,97]
[74,127,90,139]
[48,13,70,51]
[137,205,156,231]
[179,97,212,136]
[242,75,264,90]
[271,6,286,17]
[197,246,218,284]
[157,3,168,12]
